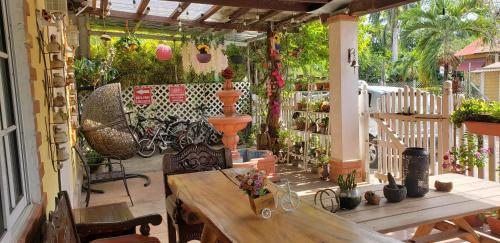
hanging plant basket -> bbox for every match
[229,55,244,64]
[197,53,212,63]
[464,121,500,136]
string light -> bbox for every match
[132,0,136,8]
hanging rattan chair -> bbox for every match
[81,83,138,160]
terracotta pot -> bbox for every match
[315,83,323,91]
[248,192,275,216]
[464,214,484,227]
[294,83,303,91]
[262,63,269,69]
[320,103,330,112]
[297,103,306,111]
[487,217,500,235]
[322,82,330,90]
[196,53,212,63]
[464,121,500,136]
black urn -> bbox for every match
[402,147,429,197]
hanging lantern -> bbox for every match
[156,44,172,61]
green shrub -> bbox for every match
[450,99,500,126]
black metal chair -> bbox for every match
[163,143,232,243]
[74,144,133,207]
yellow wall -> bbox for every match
[25,0,61,212]
[484,72,500,101]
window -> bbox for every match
[0,0,31,241]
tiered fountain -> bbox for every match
[208,69,252,162]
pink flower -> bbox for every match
[475,151,482,159]
[442,162,449,169]
[443,154,449,160]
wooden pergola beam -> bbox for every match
[170,2,190,19]
[89,30,186,41]
[136,0,150,16]
[276,12,309,29]
[349,0,418,16]
[96,9,268,32]
[100,0,109,18]
[227,8,250,24]
[164,0,322,12]
[248,10,279,26]
[196,5,222,22]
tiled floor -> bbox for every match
[80,154,496,243]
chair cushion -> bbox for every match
[165,195,202,225]
[90,234,160,243]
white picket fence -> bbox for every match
[374,81,499,183]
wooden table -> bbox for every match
[336,173,500,243]
[168,168,400,243]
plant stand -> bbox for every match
[464,121,500,136]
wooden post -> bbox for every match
[265,30,282,153]
[440,81,453,174]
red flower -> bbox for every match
[221,67,233,79]
[443,154,449,160]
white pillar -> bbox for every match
[327,15,363,182]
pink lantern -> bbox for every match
[156,44,172,61]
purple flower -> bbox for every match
[475,151,482,160]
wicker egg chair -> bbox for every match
[81,83,138,160]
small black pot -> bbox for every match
[229,55,244,64]
[383,185,407,203]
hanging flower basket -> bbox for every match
[464,121,500,136]
[229,55,244,64]
[196,53,212,63]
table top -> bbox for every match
[336,173,500,233]
[167,168,400,243]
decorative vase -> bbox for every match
[402,147,429,197]
[229,55,244,64]
[487,217,500,235]
[196,53,212,63]
[248,192,275,215]
[337,188,361,210]
[224,79,233,90]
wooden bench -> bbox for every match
[44,191,162,243]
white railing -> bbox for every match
[373,81,499,182]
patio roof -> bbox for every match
[77,0,417,42]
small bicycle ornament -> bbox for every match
[257,179,301,219]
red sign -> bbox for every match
[169,84,187,103]
[133,86,153,105]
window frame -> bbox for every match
[0,0,42,242]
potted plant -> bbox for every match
[337,170,361,210]
[317,155,330,180]
[224,43,244,64]
[320,100,330,113]
[311,100,322,112]
[318,117,329,134]
[236,170,274,216]
[308,118,318,133]
[450,99,500,136]
[487,212,500,235]
[294,116,306,131]
[196,44,212,63]
[315,80,324,91]
[297,98,307,111]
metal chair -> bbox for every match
[163,143,232,243]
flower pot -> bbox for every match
[319,125,327,134]
[196,53,212,63]
[295,122,305,131]
[337,188,362,210]
[464,121,500,136]
[229,55,244,64]
[487,217,500,235]
[294,83,303,91]
[320,103,330,112]
[464,214,484,227]
[383,185,407,203]
[262,63,269,69]
[322,82,330,90]
[248,192,275,215]
[297,103,306,111]
[315,83,324,91]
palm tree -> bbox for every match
[400,0,496,86]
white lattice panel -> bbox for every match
[80,82,250,124]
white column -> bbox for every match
[328,15,362,181]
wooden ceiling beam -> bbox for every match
[196,5,222,22]
[96,9,268,32]
[136,0,150,15]
[170,2,190,19]
[248,10,279,26]
[349,0,417,16]
[227,8,250,23]
[99,0,109,18]
[164,0,323,12]
[280,0,329,3]
[276,12,309,29]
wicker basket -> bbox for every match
[248,193,275,215]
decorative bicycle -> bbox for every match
[259,179,300,219]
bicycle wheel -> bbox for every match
[137,138,156,158]
[278,191,300,212]
[185,122,211,145]
[167,121,189,137]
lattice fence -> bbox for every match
[79,82,251,123]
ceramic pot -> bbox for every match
[487,217,500,235]
[383,184,407,203]
[337,188,361,210]
[196,53,212,63]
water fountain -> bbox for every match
[208,68,251,162]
